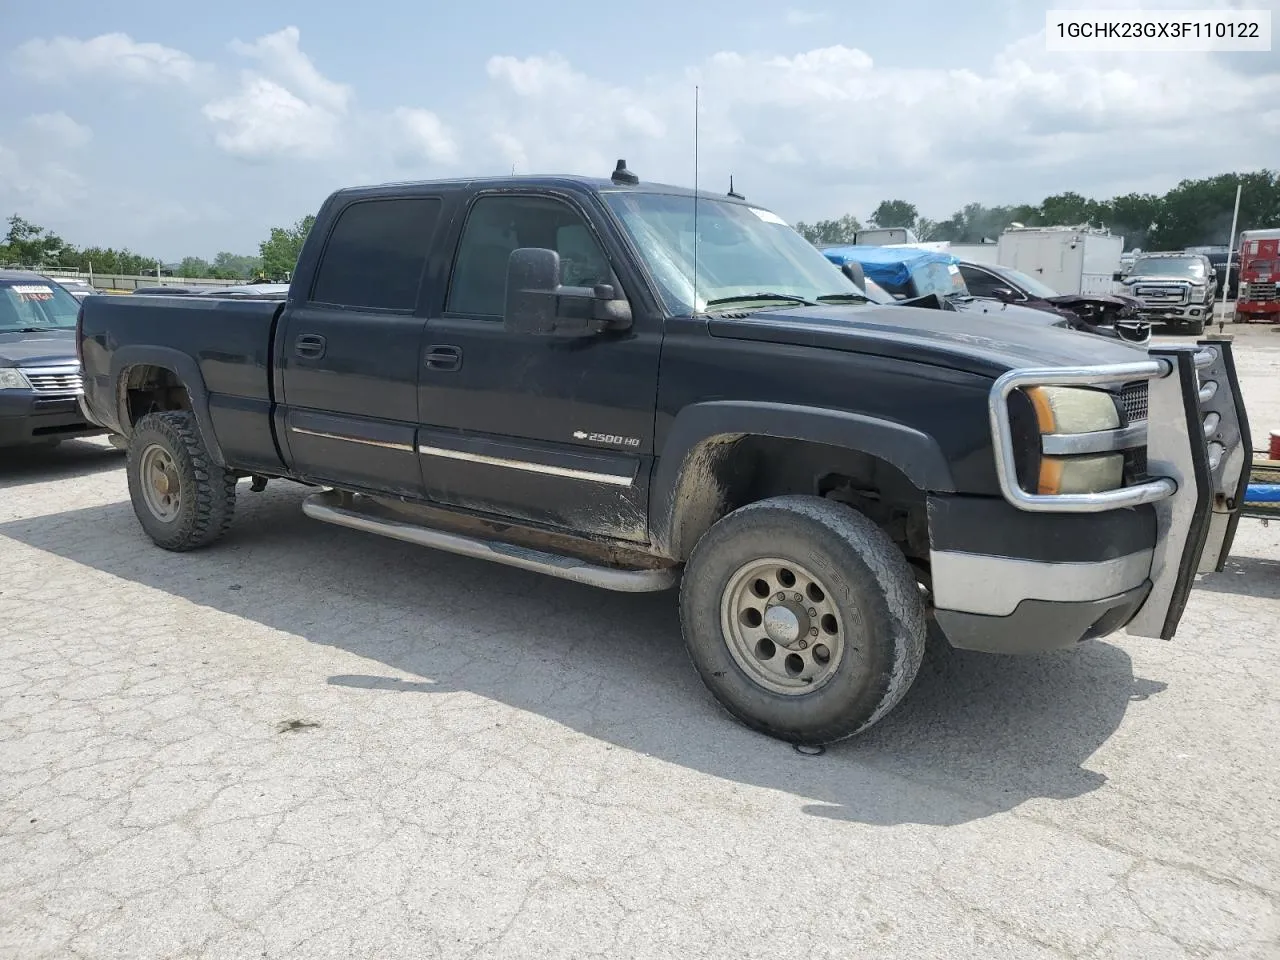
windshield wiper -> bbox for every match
[3,326,61,333]
[705,292,820,308]
[816,292,872,304]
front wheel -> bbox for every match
[126,411,237,551]
[679,495,927,745]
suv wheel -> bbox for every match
[126,411,237,551]
[679,494,927,744]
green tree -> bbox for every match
[1149,170,1280,250]
[178,257,213,278]
[1039,192,1107,227]
[793,213,862,246]
[212,251,263,280]
[1107,192,1162,250]
[3,215,70,267]
[259,215,315,279]
[869,200,918,230]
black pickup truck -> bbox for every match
[76,162,1251,744]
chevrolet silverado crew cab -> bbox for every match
[1,270,105,449]
[76,162,1250,745]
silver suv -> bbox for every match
[1117,253,1217,335]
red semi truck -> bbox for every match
[1236,228,1280,323]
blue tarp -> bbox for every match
[821,245,961,289]
[1245,483,1280,503]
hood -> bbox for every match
[707,303,1151,379]
[1048,293,1138,310]
[0,328,78,367]
[952,298,1065,326]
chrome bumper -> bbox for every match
[987,339,1248,641]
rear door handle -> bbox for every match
[295,334,326,359]
[425,345,462,372]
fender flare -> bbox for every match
[650,401,955,557]
[109,345,227,468]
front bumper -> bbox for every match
[1136,302,1208,325]
[0,391,105,448]
[930,339,1248,654]
[1236,300,1280,319]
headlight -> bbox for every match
[1191,284,1206,296]
[1025,386,1120,434]
[1022,386,1125,495]
[0,368,32,390]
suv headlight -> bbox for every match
[0,368,33,391]
[1191,284,1206,296]
[1023,386,1124,494]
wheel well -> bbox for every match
[120,365,192,428]
[668,435,930,566]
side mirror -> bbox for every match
[992,286,1018,302]
[503,247,632,336]
[840,261,866,292]
[1112,272,1124,282]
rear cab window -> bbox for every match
[310,197,444,311]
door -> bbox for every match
[279,195,444,496]
[416,191,662,542]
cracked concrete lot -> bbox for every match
[3,333,1280,959]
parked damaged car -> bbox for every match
[820,245,1067,327]
[822,245,1155,346]
[956,260,1151,345]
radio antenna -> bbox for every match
[692,84,700,313]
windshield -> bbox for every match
[995,266,1061,299]
[602,192,862,313]
[1132,258,1206,278]
[0,281,82,330]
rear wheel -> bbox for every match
[679,495,927,744]
[126,411,237,551]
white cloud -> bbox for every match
[390,107,459,166]
[454,39,1280,222]
[783,9,827,26]
[202,27,353,160]
[23,112,92,150]
[11,32,204,85]
[227,26,351,114]
[477,53,669,176]
[0,141,89,216]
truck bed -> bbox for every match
[78,294,287,475]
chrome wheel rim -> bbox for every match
[139,444,182,522]
[720,557,850,696]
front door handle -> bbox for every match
[425,345,462,372]
[295,334,326,359]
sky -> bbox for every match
[2,0,1278,261]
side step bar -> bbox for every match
[302,489,679,593]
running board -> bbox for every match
[302,490,679,593]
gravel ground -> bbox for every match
[1,329,1278,960]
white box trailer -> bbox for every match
[995,226,1124,296]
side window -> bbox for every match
[960,265,1002,298]
[311,197,442,311]
[447,195,614,317]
